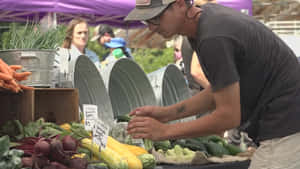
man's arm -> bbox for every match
[162,85,215,122]
[164,82,241,139]
[190,52,210,88]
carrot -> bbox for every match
[9,65,22,70]
[0,80,4,87]
[19,84,34,90]
[0,59,10,74]
[2,83,18,93]
[0,72,13,81]
[14,72,32,80]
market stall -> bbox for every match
[0,0,254,169]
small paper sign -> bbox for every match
[92,119,110,149]
[83,104,98,131]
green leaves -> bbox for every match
[133,48,174,73]
[1,22,66,50]
[0,135,10,158]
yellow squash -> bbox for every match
[81,138,128,169]
[123,144,148,156]
[107,136,143,169]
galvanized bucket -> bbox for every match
[0,49,56,87]
[148,64,194,122]
[70,55,114,125]
[148,64,191,106]
[100,58,157,118]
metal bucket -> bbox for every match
[148,64,194,122]
[0,49,55,87]
[148,64,191,106]
[100,58,157,118]
[71,55,114,125]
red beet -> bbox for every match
[62,135,77,151]
[49,139,71,166]
[34,140,50,156]
[47,162,69,169]
[68,158,88,169]
[21,157,33,167]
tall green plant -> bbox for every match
[1,22,66,50]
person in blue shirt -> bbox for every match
[91,25,133,60]
[101,38,131,66]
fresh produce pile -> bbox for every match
[117,114,245,164]
[0,59,33,93]
[152,135,243,163]
[0,118,156,169]
[0,114,246,169]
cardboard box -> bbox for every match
[0,88,79,126]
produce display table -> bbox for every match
[155,160,250,169]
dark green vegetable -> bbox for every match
[69,123,91,140]
[153,140,172,151]
[116,114,131,122]
[203,141,230,157]
[223,143,242,155]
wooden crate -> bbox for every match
[0,88,79,126]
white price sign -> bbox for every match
[83,104,98,131]
[92,119,110,149]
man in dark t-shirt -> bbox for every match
[125,0,300,168]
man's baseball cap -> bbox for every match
[125,0,176,21]
[91,25,114,42]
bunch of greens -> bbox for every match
[1,22,66,50]
[0,136,25,169]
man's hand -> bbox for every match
[127,116,169,141]
[129,105,170,123]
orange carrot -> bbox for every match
[2,83,18,93]
[0,59,10,74]
[19,84,34,90]
[0,72,13,81]
[9,65,22,70]
[14,72,32,80]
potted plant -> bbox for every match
[0,22,65,87]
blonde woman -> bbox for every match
[55,19,100,82]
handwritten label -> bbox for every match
[83,104,98,131]
[92,119,110,149]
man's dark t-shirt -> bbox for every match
[189,3,300,142]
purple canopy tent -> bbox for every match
[0,0,252,28]
[0,0,143,28]
[217,0,252,16]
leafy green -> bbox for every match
[0,120,24,141]
[23,118,45,137]
[0,135,10,158]
[1,22,66,50]
[143,139,153,151]
[0,136,24,169]
[133,48,174,73]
